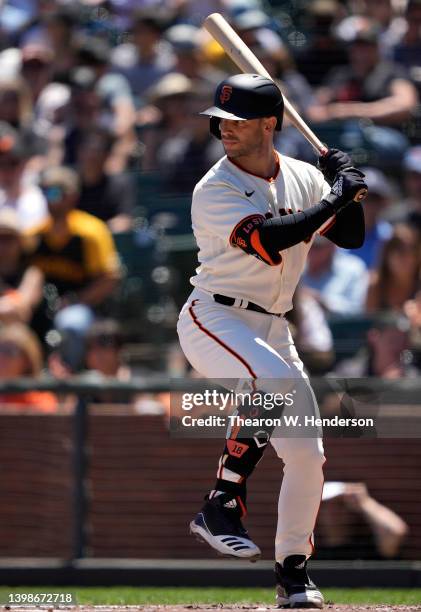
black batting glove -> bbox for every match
[318,148,352,184]
[322,168,367,213]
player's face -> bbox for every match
[219,118,267,158]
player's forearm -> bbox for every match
[323,203,365,249]
[259,200,337,256]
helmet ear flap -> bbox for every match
[210,116,221,139]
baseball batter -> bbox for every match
[177,74,366,608]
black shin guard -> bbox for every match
[213,393,282,502]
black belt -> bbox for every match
[213,294,283,317]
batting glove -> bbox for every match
[323,168,367,213]
[318,148,352,184]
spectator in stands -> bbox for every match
[20,42,54,105]
[164,24,225,90]
[85,319,130,381]
[139,73,194,172]
[399,147,421,233]
[0,77,33,131]
[60,67,105,166]
[76,36,136,137]
[366,223,421,313]
[26,166,121,372]
[156,86,223,194]
[301,236,369,315]
[288,286,335,374]
[0,323,57,412]
[0,208,43,325]
[359,0,407,57]
[347,167,393,269]
[83,319,161,406]
[318,481,409,558]
[112,9,174,104]
[76,127,134,232]
[393,0,421,89]
[308,18,418,163]
[42,7,79,81]
[294,0,348,87]
[0,122,48,230]
[334,312,417,377]
[250,28,314,116]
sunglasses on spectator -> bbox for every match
[0,342,23,357]
[41,185,64,203]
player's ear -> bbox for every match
[263,117,277,132]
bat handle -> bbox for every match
[354,187,367,203]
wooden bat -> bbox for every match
[203,12,367,203]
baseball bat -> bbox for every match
[203,12,367,203]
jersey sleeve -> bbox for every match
[192,181,262,245]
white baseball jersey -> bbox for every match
[190,151,332,314]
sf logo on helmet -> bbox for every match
[220,85,233,105]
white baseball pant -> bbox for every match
[177,287,325,563]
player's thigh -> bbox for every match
[177,298,296,382]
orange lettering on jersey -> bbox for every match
[220,85,233,104]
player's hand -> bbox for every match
[324,168,367,213]
[318,148,352,184]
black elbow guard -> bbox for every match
[230,214,282,266]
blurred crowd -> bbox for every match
[0,0,421,404]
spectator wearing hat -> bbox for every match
[0,122,48,230]
[152,86,223,195]
[20,42,54,105]
[0,323,58,413]
[112,9,174,104]
[76,126,134,232]
[346,167,393,269]
[0,208,43,325]
[26,166,121,371]
[307,17,418,160]
[139,73,195,172]
[301,236,369,315]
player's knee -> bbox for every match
[277,438,326,468]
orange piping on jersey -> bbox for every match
[250,228,282,266]
[229,213,266,246]
[228,151,280,182]
[319,215,337,236]
[189,299,258,379]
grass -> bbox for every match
[0,587,420,606]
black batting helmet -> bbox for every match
[201,73,284,139]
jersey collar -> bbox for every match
[227,151,280,183]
